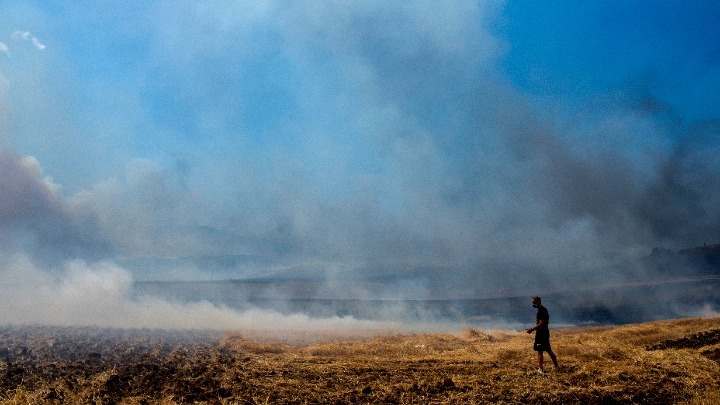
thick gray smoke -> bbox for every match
[0,151,110,264]
[0,1,718,329]
[0,151,405,330]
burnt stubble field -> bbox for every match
[1,317,719,404]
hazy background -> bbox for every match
[1,0,719,330]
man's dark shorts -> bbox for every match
[534,331,551,352]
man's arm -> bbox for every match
[525,319,546,334]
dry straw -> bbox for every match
[0,317,718,404]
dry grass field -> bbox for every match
[0,317,719,404]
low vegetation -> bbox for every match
[1,317,719,404]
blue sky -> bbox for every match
[501,0,720,121]
[1,1,719,299]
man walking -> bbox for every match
[526,296,559,374]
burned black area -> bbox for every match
[645,329,720,351]
[0,326,228,403]
[0,326,220,363]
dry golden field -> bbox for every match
[1,317,719,404]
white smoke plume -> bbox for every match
[0,254,399,331]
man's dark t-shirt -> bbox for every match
[534,305,551,352]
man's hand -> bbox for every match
[525,328,534,334]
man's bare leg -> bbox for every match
[548,350,559,368]
[537,352,544,372]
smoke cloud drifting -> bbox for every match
[0,1,719,329]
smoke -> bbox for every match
[0,254,401,331]
[696,304,720,319]
[0,1,718,328]
[0,150,111,263]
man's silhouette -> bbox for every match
[525,296,559,373]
